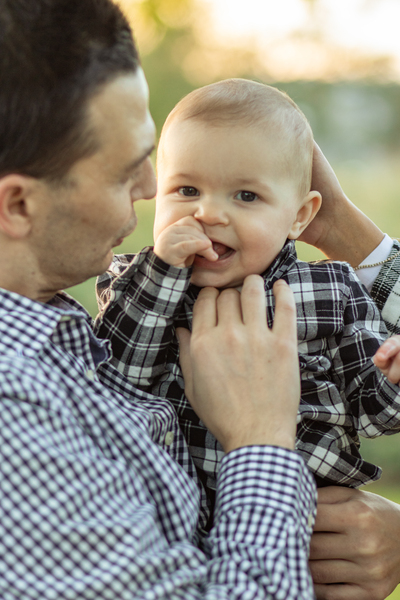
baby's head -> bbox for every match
[154,78,321,288]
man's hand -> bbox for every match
[310,486,400,600]
[299,143,383,264]
[374,335,400,384]
[154,216,218,268]
[176,276,300,453]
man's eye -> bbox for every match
[178,186,199,197]
[236,190,258,202]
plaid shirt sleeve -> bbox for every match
[286,259,400,487]
[95,247,191,389]
[370,238,400,334]
[331,266,400,436]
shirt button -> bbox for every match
[86,369,95,381]
[307,513,314,528]
[164,431,174,446]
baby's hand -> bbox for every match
[154,216,218,268]
[373,335,400,384]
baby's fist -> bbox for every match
[374,335,400,384]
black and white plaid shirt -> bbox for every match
[371,239,400,334]
[0,286,316,599]
[96,240,400,498]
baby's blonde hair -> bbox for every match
[158,78,314,198]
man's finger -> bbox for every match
[192,287,219,333]
[215,288,242,327]
[310,532,348,559]
[241,274,267,327]
[317,486,358,505]
[314,583,362,600]
[313,504,347,532]
[271,280,297,343]
[310,559,357,585]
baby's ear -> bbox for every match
[287,191,322,240]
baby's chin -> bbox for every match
[190,270,243,289]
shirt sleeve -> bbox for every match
[370,238,400,334]
[355,233,393,292]
[329,265,400,437]
[0,383,317,600]
[203,446,317,599]
[94,247,191,389]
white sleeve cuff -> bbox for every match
[355,234,393,292]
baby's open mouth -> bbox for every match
[212,241,234,260]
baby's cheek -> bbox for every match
[153,203,174,240]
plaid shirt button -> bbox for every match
[86,369,95,381]
[164,431,174,446]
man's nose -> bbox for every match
[138,158,157,201]
[193,196,229,225]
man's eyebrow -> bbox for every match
[121,145,155,176]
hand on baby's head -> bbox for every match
[374,335,400,385]
[153,216,218,269]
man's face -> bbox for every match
[32,69,156,294]
[154,119,302,288]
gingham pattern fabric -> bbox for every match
[96,240,400,497]
[0,286,317,600]
[371,239,400,334]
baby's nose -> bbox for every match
[193,197,229,225]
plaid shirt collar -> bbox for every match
[185,239,297,302]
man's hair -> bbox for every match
[159,78,314,197]
[0,0,140,182]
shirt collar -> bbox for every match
[261,238,297,284]
[0,287,94,358]
[186,239,297,302]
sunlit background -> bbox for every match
[70,5,400,592]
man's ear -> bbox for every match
[288,190,322,240]
[0,174,34,238]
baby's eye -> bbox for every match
[178,186,199,197]
[236,190,258,203]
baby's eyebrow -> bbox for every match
[231,179,274,196]
[167,172,193,180]
[235,177,269,188]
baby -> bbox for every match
[95,79,400,506]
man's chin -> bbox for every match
[112,237,126,248]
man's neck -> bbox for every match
[0,245,57,303]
